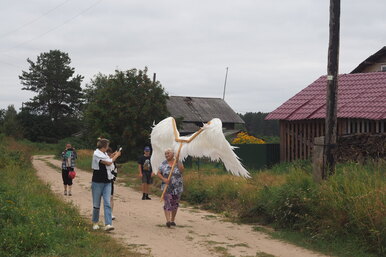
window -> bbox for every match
[381,65,386,72]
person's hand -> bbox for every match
[164,178,170,184]
[115,151,121,157]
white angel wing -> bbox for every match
[150,117,178,174]
[179,118,250,178]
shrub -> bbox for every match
[232,132,265,144]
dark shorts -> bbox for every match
[62,168,73,186]
[111,182,114,195]
[141,171,153,184]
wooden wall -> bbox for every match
[279,119,386,162]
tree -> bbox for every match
[19,50,84,141]
[2,105,23,139]
[84,68,169,160]
[239,112,279,137]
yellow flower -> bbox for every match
[232,132,265,144]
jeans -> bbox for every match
[91,182,112,225]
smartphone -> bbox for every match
[119,147,122,151]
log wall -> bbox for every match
[279,119,386,162]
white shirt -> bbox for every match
[92,149,113,170]
[92,149,116,180]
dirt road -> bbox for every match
[32,155,329,257]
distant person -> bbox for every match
[106,147,118,220]
[138,146,154,200]
[61,143,77,196]
[91,138,121,231]
[157,148,184,228]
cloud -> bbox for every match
[1,0,385,114]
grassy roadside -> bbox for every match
[0,136,146,257]
[75,149,385,257]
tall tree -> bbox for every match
[84,68,169,160]
[239,112,279,137]
[2,105,23,139]
[19,50,84,121]
[19,50,84,141]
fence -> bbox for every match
[184,144,280,171]
[232,144,280,170]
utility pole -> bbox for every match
[323,0,341,179]
[222,67,229,100]
[153,73,156,85]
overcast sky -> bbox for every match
[1,0,385,113]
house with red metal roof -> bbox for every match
[266,47,386,162]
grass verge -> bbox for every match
[0,135,145,257]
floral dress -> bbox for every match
[159,160,183,211]
[159,160,183,195]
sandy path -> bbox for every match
[32,155,330,257]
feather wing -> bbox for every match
[180,118,250,178]
[150,117,178,174]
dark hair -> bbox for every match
[106,147,113,154]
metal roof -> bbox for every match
[266,72,386,121]
[167,96,245,123]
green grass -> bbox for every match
[0,135,145,257]
[57,147,386,257]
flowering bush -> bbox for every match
[232,132,265,144]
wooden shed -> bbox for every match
[167,96,245,135]
[266,72,386,162]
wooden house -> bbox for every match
[266,47,386,162]
[167,96,245,135]
[351,46,386,73]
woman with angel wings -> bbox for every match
[151,117,250,227]
[156,148,184,228]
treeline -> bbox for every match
[0,50,169,160]
[239,112,279,142]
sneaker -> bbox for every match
[104,224,115,231]
[112,215,116,220]
[145,195,152,200]
[166,222,171,228]
[68,192,72,196]
[92,224,100,230]
[170,221,176,226]
[142,194,146,200]
[64,191,67,196]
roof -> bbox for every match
[266,72,386,121]
[167,96,245,124]
[351,46,386,73]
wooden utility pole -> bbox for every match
[323,0,341,179]
[222,67,229,100]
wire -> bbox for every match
[0,0,103,54]
[0,0,72,39]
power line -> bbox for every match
[0,0,72,39]
[0,0,103,54]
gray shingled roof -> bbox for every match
[167,96,245,124]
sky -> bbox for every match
[0,0,385,114]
